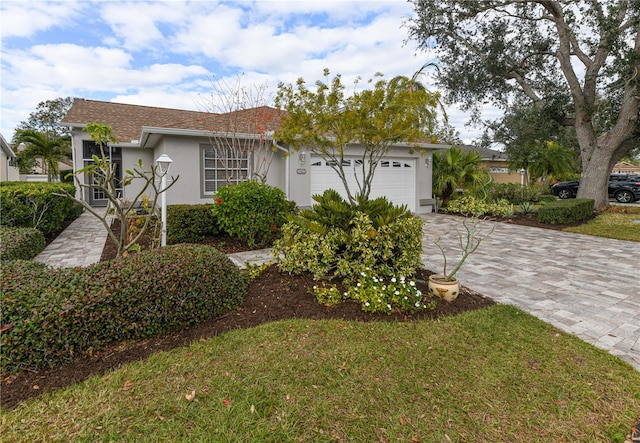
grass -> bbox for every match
[2,305,639,442]
[564,206,640,241]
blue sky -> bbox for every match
[0,0,499,142]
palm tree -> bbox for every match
[529,141,576,184]
[13,129,70,182]
[433,146,488,206]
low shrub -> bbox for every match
[537,198,595,224]
[0,182,82,235]
[445,195,514,217]
[212,180,294,247]
[274,190,424,286]
[167,204,219,244]
[0,244,247,374]
[486,183,541,204]
[0,227,46,260]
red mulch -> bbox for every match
[1,212,567,410]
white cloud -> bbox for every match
[0,0,493,143]
[0,0,83,38]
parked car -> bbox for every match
[551,174,640,203]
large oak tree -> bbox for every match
[407,0,640,208]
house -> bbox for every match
[62,99,445,213]
[457,144,522,184]
[0,133,20,182]
[612,161,640,174]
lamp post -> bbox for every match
[156,154,173,247]
[518,168,526,200]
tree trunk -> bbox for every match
[576,146,611,209]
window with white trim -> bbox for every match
[201,145,249,195]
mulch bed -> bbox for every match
[0,212,582,410]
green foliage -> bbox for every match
[0,182,81,235]
[537,198,595,224]
[444,195,514,217]
[433,146,488,206]
[275,69,440,204]
[517,201,536,216]
[0,244,247,374]
[212,180,293,247]
[346,269,431,313]
[486,183,541,204]
[274,190,423,284]
[0,227,46,260]
[406,1,639,209]
[167,204,219,244]
[12,129,71,182]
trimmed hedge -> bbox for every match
[537,198,595,224]
[167,204,219,244]
[0,244,248,374]
[0,182,82,235]
[0,227,46,260]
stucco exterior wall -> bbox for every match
[483,161,522,184]
[1,154,20,182]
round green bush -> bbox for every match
[0,226,46,260]
[0,244,248,374]
[212,180,293,247]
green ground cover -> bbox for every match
[3,305,639,442]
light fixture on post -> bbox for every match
[156,154,173,247]
[425,154,432,168]
[518,168,526,200]
[299,151,306,165]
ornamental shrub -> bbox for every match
[0,227,46,260]
[313,268,433,314]
[445,195,513,217]
[538,198,594,224]
[0,244,247,374]
[0,182,82,235]
[167,204,219,244]
[486,183,541,204]
[274,190,423,284]
[212,180,294,247]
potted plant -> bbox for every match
[428,216,494,302]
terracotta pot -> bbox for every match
[428,274,460,302]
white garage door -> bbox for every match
[310,156,416,211]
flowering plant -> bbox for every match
[313,268,433,314]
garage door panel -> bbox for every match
[310,156,415,211]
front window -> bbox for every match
[201,144,249,195]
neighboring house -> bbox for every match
[612,161,640,174]
[458,144,522,184]
[62,99,445,213]
[0,133,20,182]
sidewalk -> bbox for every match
[35,209,112,268]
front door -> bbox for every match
[82,141,123,207]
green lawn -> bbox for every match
[564,206,640,241]
[3,305,639,442]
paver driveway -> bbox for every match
[420,213,640,371]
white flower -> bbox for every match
[313,286,317,290]
[357,282,361,287]
[391,277,397,283]
[415,301,421,308]
[387,304,392,310]
[409,281,415,287]
[404,296,408,300]
[395,290,400,295]
[417,290,422,296]
[365,302,370,307]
